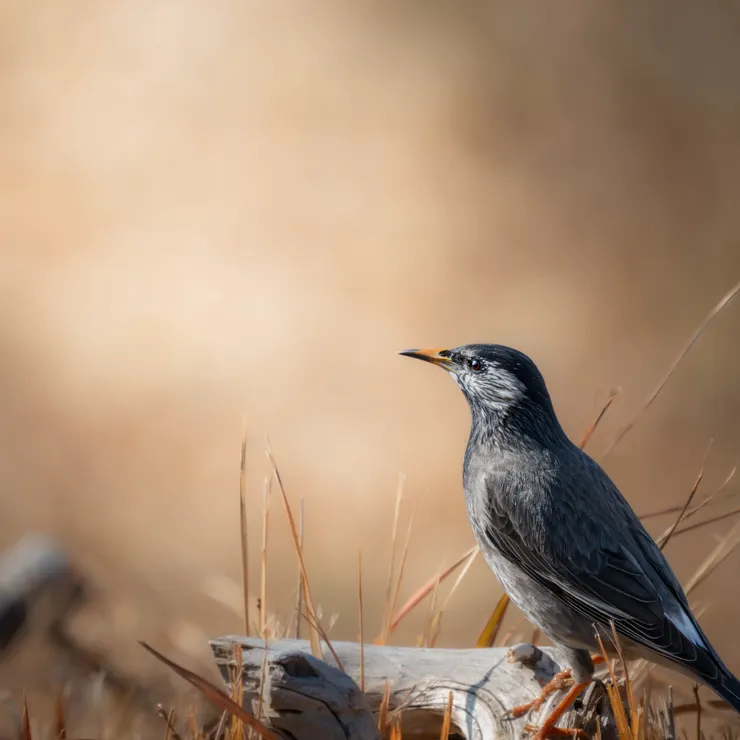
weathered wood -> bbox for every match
[211,636,621,740]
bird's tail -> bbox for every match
[710,670,740,714]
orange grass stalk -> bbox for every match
[476,593,511,648]
[377,545,478,643]
[440,691,454,740]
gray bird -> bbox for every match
[401,344,740,737]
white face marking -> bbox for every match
[449,360,526,410]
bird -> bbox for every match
[400,343,740,738]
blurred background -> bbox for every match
[2,0,740,733]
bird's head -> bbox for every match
[400,344,556,424]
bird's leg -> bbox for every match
[510,655,604,719]
[510,670,573,718]
[524,680,590,740]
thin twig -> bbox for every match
[602,280,740,460]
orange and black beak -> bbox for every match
[399,348,454,370]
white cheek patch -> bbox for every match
[494,369,526,403]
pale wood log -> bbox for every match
[211,636,624,740]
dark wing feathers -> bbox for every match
[482,467,725,684]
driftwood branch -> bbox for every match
[211,636,622,740]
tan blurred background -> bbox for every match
[2,0,740,718]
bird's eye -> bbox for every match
[467,358,484,373]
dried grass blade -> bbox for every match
[673,505,740,538]
[22,694,32,740]
[609,622,637,737]
[658,440,713,551]
[602,280,740,461]
[438,547,480,614]
[260,475,271,637]
[476,593,511,648]
[156,705,182,740]
[381,474,406,645]
[239,432,250,637]
[265,444,321,658]
[595,630,632,740]
[693,685,702,740]
[685,517,740,595]
[429,547,479,648]
[54,693,66,740]
[378,680,391,734]
[294,497,304,640]
[358,548,365,693]
[418,574,440,648]
[440,691,454,740]
[140,642,278,740]
[298,607,345,673]
[376,545,478,643]
[388,516,414,638]
[389,716,403,740]
[580,389,620,450]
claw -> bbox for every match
[510,669,574,718]
[522,680,590,740]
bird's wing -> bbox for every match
[483,471,723,684]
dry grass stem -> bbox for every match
[358,548,365,693]
[381,474,406,645]
[239,431,250,637]
[659,439,713,551]
[673,505,740,538]
[693,685,702,740]
[428,546,480,647]
[140,642,278,740]
[294,496,305,640]
[298,607,345,672]
[595,630,632,740]
[260,475,271,637]
[440,690,454,740]
[476,593,511,648]
[580,388,621,450]
[602,279,740,460]
[684,518,740,595]
[376,545,478,643]
[265,442,322,658]
[378,680,391,735]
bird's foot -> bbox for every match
[510,669,574,718]
[521,680,590,740]
[524,724,589,740]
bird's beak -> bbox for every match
[399,348,454,370]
